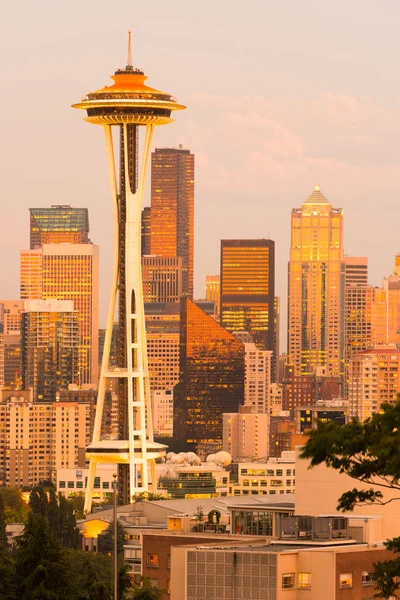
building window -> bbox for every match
[59,481,66,488]
[298,573,312,589]
[339,573,353,589]
[167,554,171,570]
[67,481,74,489]
[146,553,159,568]
[76,481,83,489]
[167,579,171,594]
[282,573,295,589]
[149,579,159,587]
[361,571,374,587]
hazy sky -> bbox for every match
[2,1,400,347]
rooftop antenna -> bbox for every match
[127,30,132,67]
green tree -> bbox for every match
[98,520,126,555]
[29,487,80,549]
[0,487,29,524]
[118,563,134,600]
[0,551,17,600]
[300,400,400,599]
[129,578,164,600]
[65,549,112,599]
[0,493,8,550]
[132,491,169,502]
[15,512,71,600]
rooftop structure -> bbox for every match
[30,206,90,248]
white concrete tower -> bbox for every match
[73,33,185,512]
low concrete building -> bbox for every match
[230,453,296,497]
[170,538,392,599]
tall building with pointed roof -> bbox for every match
[174,298,245,444]
[288,186,345,377]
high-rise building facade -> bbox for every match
[21,300,79,401]
[141,207,151,256]
[242,342,272,413]
[348,346,400,422]
[30,205,90,248]
[150,147,194,298]
[343,257,374,395]
[174,298,245,444]
[344,256,368,287]
[371,273,400,347]
[142,256,182,303]
[1,301,23,391]
[288,186,344,377]
[145,303,181,393]
[205,275,220,317]
[0,390,91,487]
[223,406,269,460]
[20,244,99,385]
[220,239,275,373]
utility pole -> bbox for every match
[113,472,118,600]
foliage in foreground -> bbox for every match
[300,400,400,598]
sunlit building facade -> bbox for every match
[150,147,194,298]
[142,255,182,303]
[288,186,344,377]
[348,346,400,422]
[343,258,374,395]
[0,391,91,487]
[223,406,269,460]
[206,275,220,317]
[20,244,99,386]
[21,300,79,402]
[174,298,245,444]
[30,205,90,248]
[220,239,275,377]
[371,272,400,347]
[243,342,272,413]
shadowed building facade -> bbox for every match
[174,298,245,445]
[220,239,275,378]
[30,205,90,248]
[142,256,182,303]
[150,147,194,298]
[21,300,79,402]
[288,186,344,377]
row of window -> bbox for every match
[282,571,374,590]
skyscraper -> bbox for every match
[30,205,90,248]
[20,244,99,386]
[174,298,245,444]
[0,390,91,487]
[343,257,373,394]
[288,186,344,377]
[1,301,23,391]
[344,256,368,287]
[220,239,275,375]
[150,147,194,298]
[21,300,79,401]
[205,275,220,317]
[142,256,182,303]
[348,346,400,421]
[141,207,151,256]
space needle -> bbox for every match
[73,33,185,512]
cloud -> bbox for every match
[176,90,400,197]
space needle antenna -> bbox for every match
[127,30,132,67]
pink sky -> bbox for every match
[1,0,400,347]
